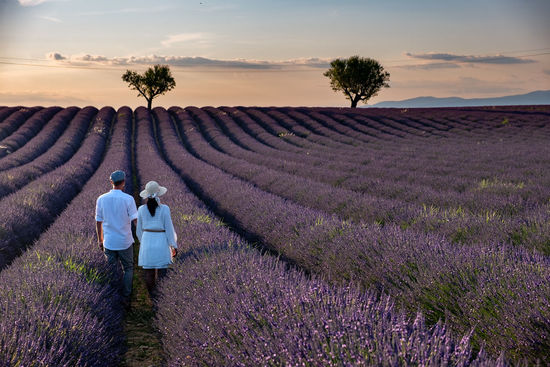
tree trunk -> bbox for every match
[147,98,152,111]
[350,95,362,108]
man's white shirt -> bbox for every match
[96,189,138,250]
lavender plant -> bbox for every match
[0,106,44,142]
[0,106,82,171]
[161,106,549,361]
[0,107,21,124]
[143,107,500,366]
[180,107,550,253]
[180,106,413,225]
[239,107,550,250]
[0,107,112,270]
[0,107,62,158]
[0,107,96,198]
[157,247,502,367]
[0,106,132,366]
[0,105,546,364]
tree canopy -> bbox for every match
[324,56,390,108]
[122,64,176,110]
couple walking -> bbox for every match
[95,170,178,308]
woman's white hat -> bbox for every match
[140,180,167,199]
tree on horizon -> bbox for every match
[122,64,176,111]
[324,56,390,108]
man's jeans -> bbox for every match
[104,245,134,298]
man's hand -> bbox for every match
[96,221,104,251]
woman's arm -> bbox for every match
[163,206,177,248]
[136,208,143,242]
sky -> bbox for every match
[0,0,549,108]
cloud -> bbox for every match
[161,33,212,48]
[405,52,536,64]
[46,52,66,60]
[18,0,48,5]
[397,62,461,70]
[128,55,275,69]
[45,52,332,70]
[278,57,330,69]
[37,15,61,22]
[74,54,110,62]
[18,0,69,6]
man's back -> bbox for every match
[96,189,137,250]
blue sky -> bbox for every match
[1,0,549,107]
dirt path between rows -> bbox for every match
[121,114,165,367]
[120,242,165,367]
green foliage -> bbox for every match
[451,227,470,244]
[478,178,524,190]
[180,212,227,227]
[63,257,106,284]
[323,56,390,107]
[122,64,176,110]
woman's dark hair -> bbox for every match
[146,198,159,216]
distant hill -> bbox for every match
[368,90,550,108]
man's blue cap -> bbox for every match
[110,170,125,182]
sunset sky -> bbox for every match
[1,0,549,107]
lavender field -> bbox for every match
[0,105,549,366]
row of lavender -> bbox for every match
[306,106,550,213]
[184,106,409,223]
[189,106,550,253]
[249,106,550,200]
[0,107,95,199]
[277,107,546,182]
[0,105,544,363]
[0,107,63,159]
[0,107,42,142]
[0,106,133,366]
[0,107,22,123]
[238,106,549,191]
[158,106,549,362]
[215,106,549,209]
[133,107,500,366]
[0,107,111,270]
[0,107,74,171]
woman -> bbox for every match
[137,180,178,296]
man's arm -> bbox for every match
[96,221,103,250]
[95,197,104,250]
[129,197,139,240]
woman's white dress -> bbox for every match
[137,203,177,269]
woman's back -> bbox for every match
[138,203,169,229]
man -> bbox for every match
[96,170,138,309]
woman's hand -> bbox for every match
[170,246,178,258]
